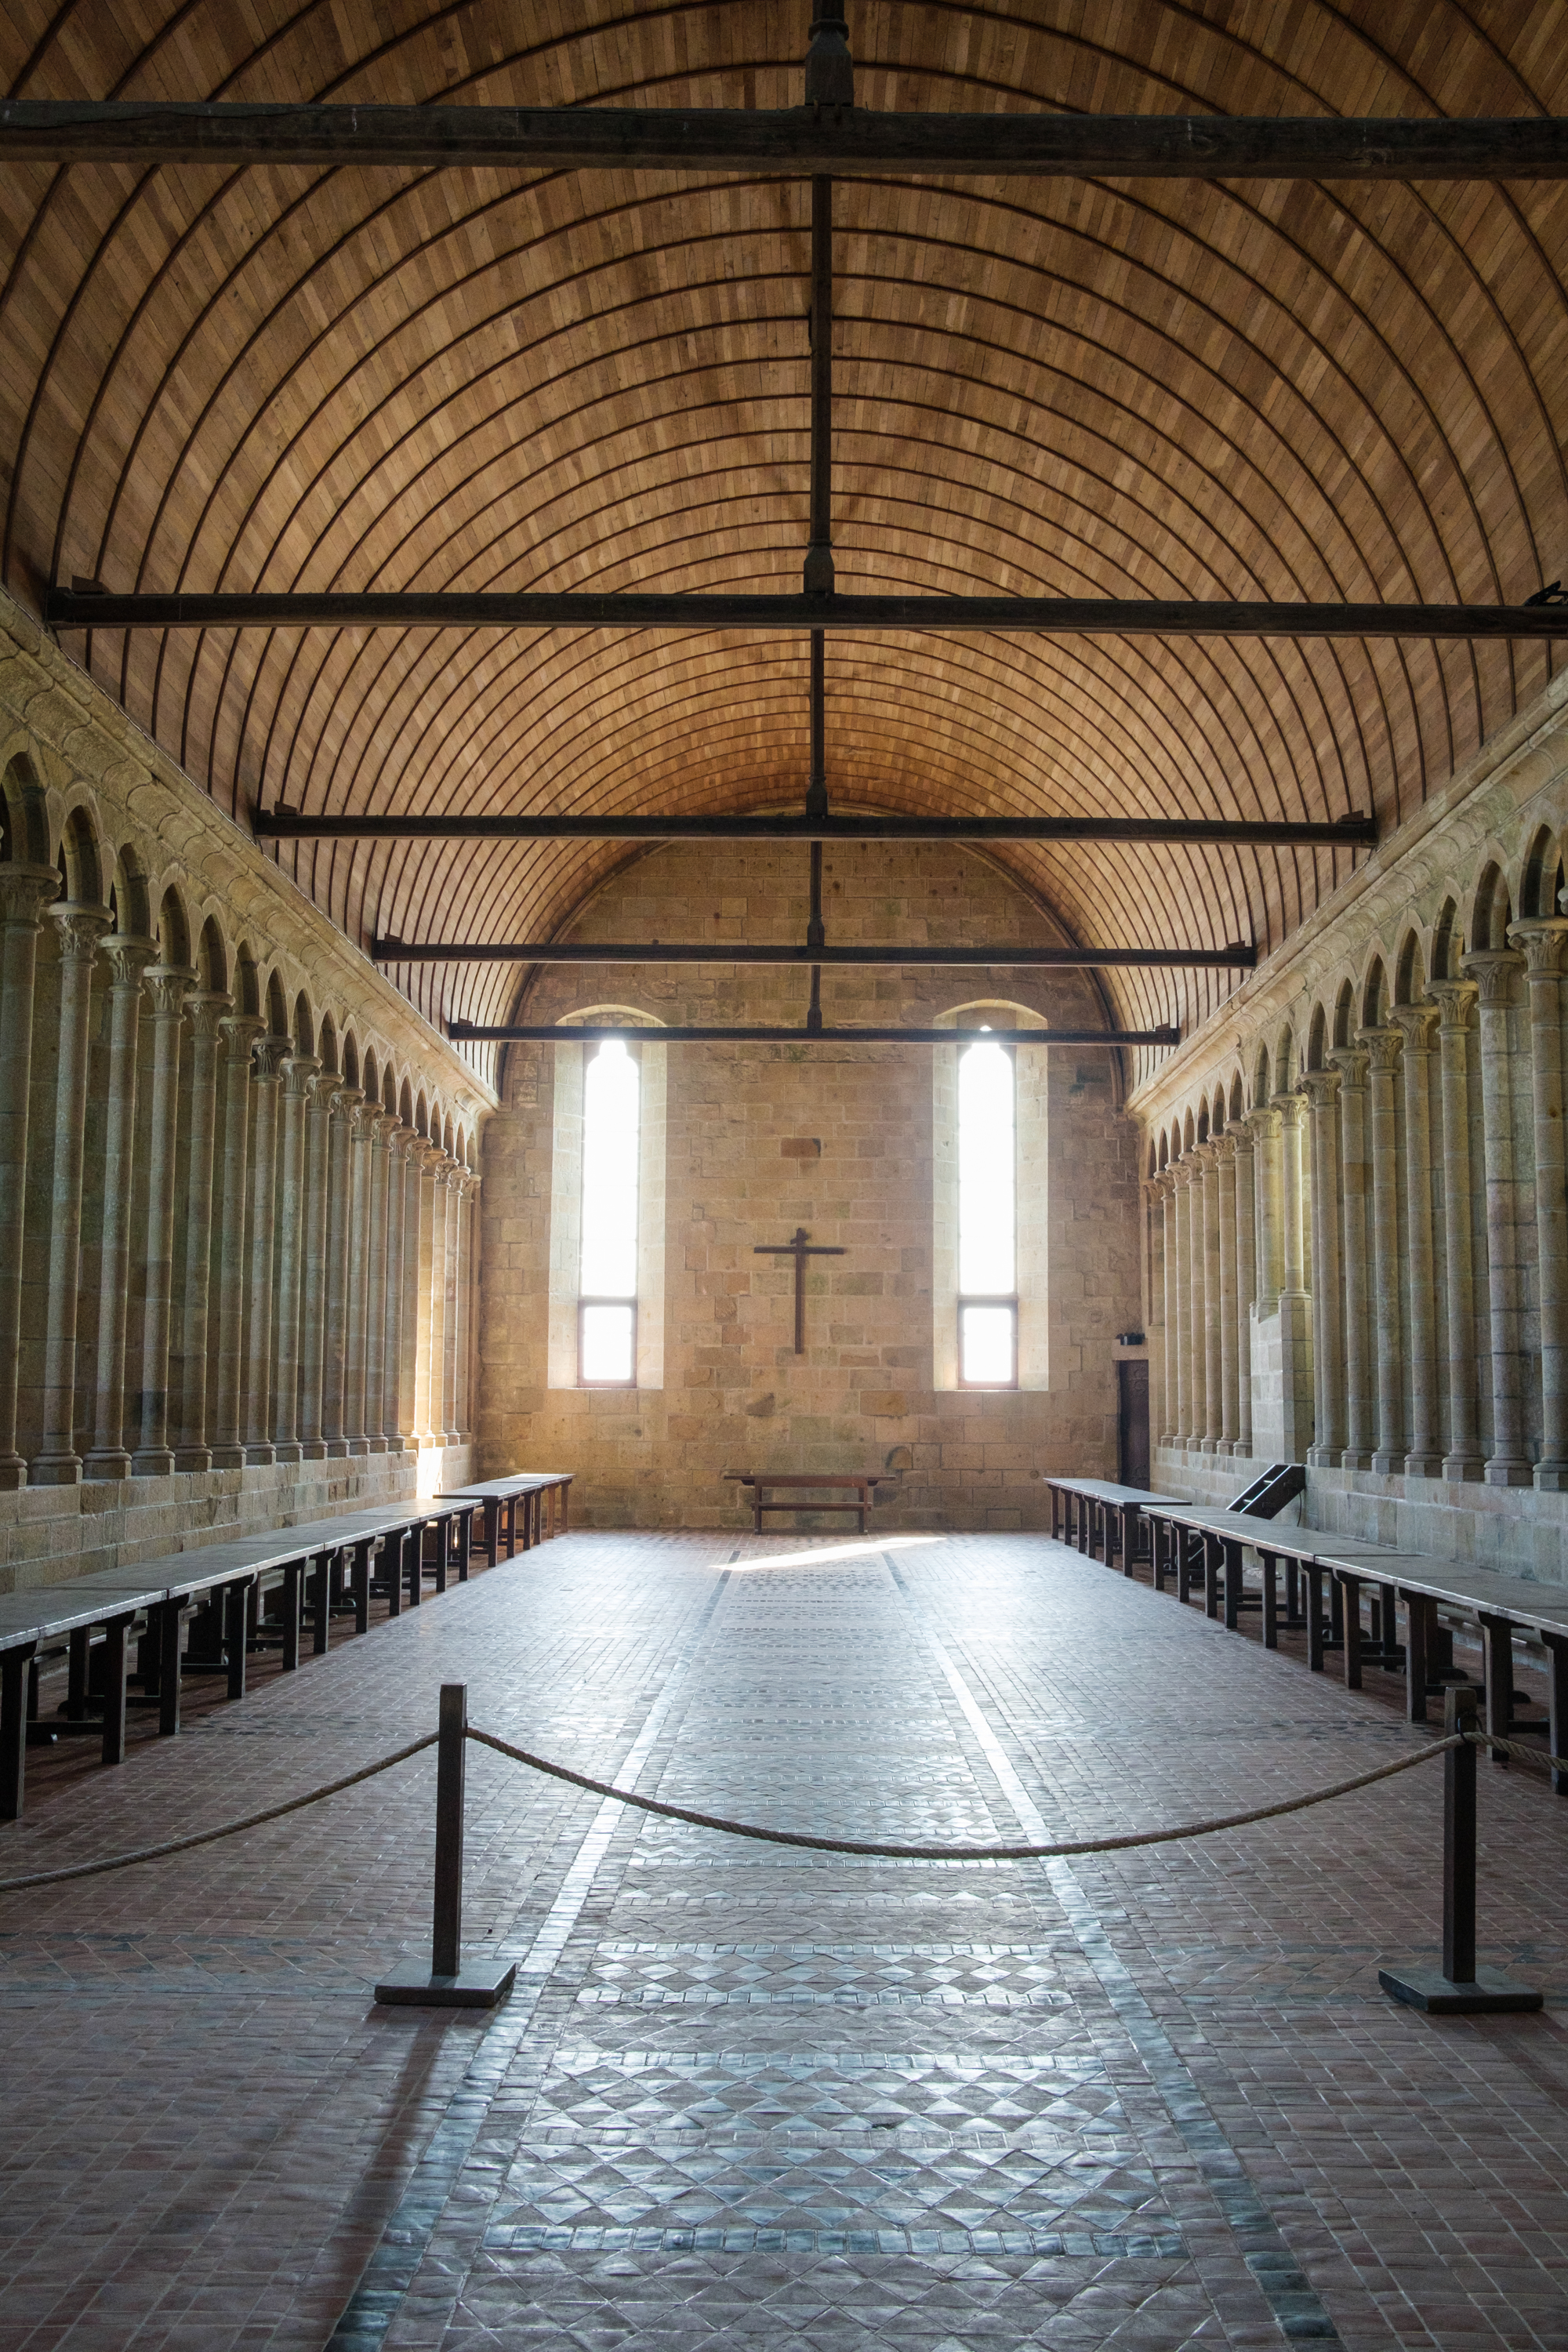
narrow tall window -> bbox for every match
[579,1039,640,1385]
[957,1031,1017,1385]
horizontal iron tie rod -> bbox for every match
[46,588,1568,638]
[3,103,1566,180]
[260,811,1375,846]
[446,1022,1179,1044]
[376,938,1256,968]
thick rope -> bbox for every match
[1470,1726,1566,1773]
[0,1731,438,1893]
[465,1724,1465,1859]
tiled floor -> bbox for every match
[2,1529,1566,2351]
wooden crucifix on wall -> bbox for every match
[753,1227,846,1353]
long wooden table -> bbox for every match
[1043,1473,1568,1795]
[437,1472,573,1563]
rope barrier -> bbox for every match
[0,1731,437,1893]
[0,1716,1557,1903]
[464,1723,1467,1859]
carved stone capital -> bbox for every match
[1508,916,1568,979]
[1425,978,1477,1034]
[144,962,197,1020]
[183,988,234,1041]
[220,1010,266,1064]
[1269,1088,1304,1127]
[252,1033,292,1083]
[1327,1043,1369,1087]
[49,900,112,965]
[1354,1023,1403,1073]
[1388,1001,1439,1056]
[329,1081,365,1120]
[305,1065,337,1109]
[103,931,157,992]
[1460,948,1523,1008]
[1245,1105,1282,1143]
[1170,1157,1196,1189]
[0,862,62,927]
[281,1051,321,1099]
[1213,1128,1239,1163]
[1299,1066,1341,1109]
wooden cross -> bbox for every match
[753,1226,846,1353]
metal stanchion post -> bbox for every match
[1378,1687,1541,2014]
[375,1682,517,2008]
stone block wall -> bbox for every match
[477,841,1143,1529]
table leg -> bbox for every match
[1479,1613,1515,1766]
[432,1516,448,1595]
[1403,1590,1429,1724]
[158,1602,184,1735]
[405,1525,423,1608]
[1204,1535,1221,1620]
[1223,1540,1243,1631]
[754,1486,764,1535]
[100,1615,132,1767]
[66,1624,90,1720]
[1341,1573,1362,1689]
[352,1541,372,1633]
[1543,1632,1567,1795]
[1306,1568,1326,1671]
[225,1580,250,1699]
[456,1506,473,1581]
[1,1642,35,1818]
[312,1552,333,1655]
[1260,1553,1278,1647]
[281,1560,303,1671]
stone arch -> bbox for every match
[1273,1024,1295,1091]
[1210,1085,1226,1133]
[57,804,104,906]
[1196,1101,1210,1144]
[1156,1128,1169,1171]
[265,969,289,1036]
[1394,929,1425,1006]
[232,941,261,1018]
[1470,862,1513,951]
[1253,1043,1271,1108]
[195,914,227,993]
[156,884,191,969]
[1181,1108,1196,1152]
[0,752,52,866]
[400,1079,414,1127]
[1520,823,1564,920]
[108,840,151,938]
[361,1047,379,1106]
[1432,899,1461,981]
[1307,1002,1329,1069]
[1229,1073,1245,1122]
[1333,978,1356,1047]
[382,1065,397,1114]
[415,1091,430,1138]
[292,991,314,1055]
[1361,955,1387,1028]
[341,1029,361,1090]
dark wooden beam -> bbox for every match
[4,103,1566,180]
[448,1021,1179,1045]
[48,588,1568,639]
[375,937,1256,968]
[257,808,1374,847]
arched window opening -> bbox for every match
[579,1039,641,1386]
[957,1031,1016,1387]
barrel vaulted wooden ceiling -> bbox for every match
[3,0,1566,1087]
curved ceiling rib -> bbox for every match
[2,0,1566,1091]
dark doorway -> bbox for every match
[1117,1358,1150,1488]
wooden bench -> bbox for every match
[0,1487,518,1821]
[437,1472,573,1564]
[724,1472,895,1534]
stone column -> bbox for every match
[209,1012,264,1468]
[1461,949,1532,1485]
[82,935,155,1479]
[381,1125,409,1451]
[270,1051,319,1465]
[31,903,113,1483]
[397,1131,422,1451]
[242,1036,288,1466]
[1215,1133,1239,1453]
[1154,1174,1176,1443]
[0,863,61,1487]
[131,966,195,1476]
[1247,1106,1283,1316]
[1194,1142,1221,1452]
[416,1141,444,1446]
[170,990,231,1472]
[343,1100,376,1454]
[1356,1026,1406,1475]
[1301,1068,1345,1467]
[1232,1119,1256,1458]
[1427,979,1483,1481]
[1509,918,1568,1486]
[1327,1045,1374,1468]
[456,1170,478,1440]
[322,1083,362,1457]
[441,1162,462,1444]
[298,1070,334,1461]
[363,1112,393,1455]
[1388,1004,1443,1478]
[1171,1160,1193,1446]
[1273,1092,1308,1297]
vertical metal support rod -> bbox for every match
[432,1680,466,1979]
[1443,1684,1478,1985]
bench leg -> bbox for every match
[1479,1613,1514,1765]
[1306,1568,1326,1671]
[100,1615,132,1768]
[312,1552,333,1655]
[1223,1541,1242,1632]
[1204,1536,1221,1620]
[1341,1573,1363,1689]
[1,1642,35,1819]
[1544,1632,1567,1795]
[67,1624,91,1720]
[1261,1553,1278,1648]
[405,1526,423,1608]
[353,1541,372,1633]
[385,1530,401,1617]
[280,1562,303,1671]
[456,1508,473,1581]
[1404,1590,1429,1724]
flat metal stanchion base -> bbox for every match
[1378,1965,1543,2015]
[374,1955,517,2008]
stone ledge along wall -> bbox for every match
[477,840,1142,1530]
